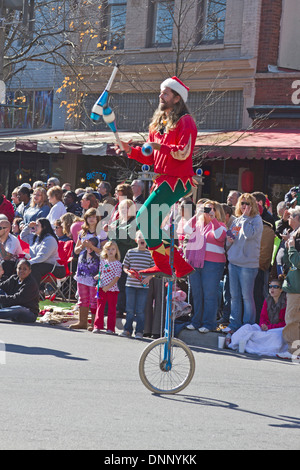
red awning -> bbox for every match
[0,128,300,161]
[195,129,300,160]
[0,130,148,156]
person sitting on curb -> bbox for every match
[0,259,39,323]
[227,276,287,356]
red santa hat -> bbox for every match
[160,76,189,103]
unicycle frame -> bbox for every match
[162,210,176,371]
[138,206,195,394]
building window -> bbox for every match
[0,90,53,129]
[189,89,242,130]
[200,0,226,43]
[148,0,175,47]
[107,0,127,49]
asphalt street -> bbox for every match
[0,318,299,451]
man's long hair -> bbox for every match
[149,90,190,134]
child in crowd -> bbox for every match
[12,217,22,236]
[54,219,71,241]
[168,283,192,321]
[70,208,102,330]
[93,240,122,334]
[120,231,154,339]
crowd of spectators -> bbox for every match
[0,176,299,359]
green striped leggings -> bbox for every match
[136,180,192,249]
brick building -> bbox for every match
[199,0,300,205]
[249,0,300,127]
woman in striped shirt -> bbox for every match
[184,200,227,333]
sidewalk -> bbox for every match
[51,309,224,348]
[116,316,224,348]
[178,328,223,348]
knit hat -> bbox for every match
[160,76,189,102]
[20,182,31,190]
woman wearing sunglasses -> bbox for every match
[223,193,263,333]
[227,276,288,356]
[183,200,227,333]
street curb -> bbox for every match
[178,329,225,348]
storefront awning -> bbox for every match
[195,129,300,160]
[0,130,148,156]
[0,128,300,161]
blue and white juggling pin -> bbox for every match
[90,65,124,151]
[90,65,118,122]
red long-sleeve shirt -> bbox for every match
[259,300,286,329]
[0,196,15,223]
[128,114,197,191]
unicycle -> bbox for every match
[138,209,195,394]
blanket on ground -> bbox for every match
[38,306,78,325]
[228,323,289,356]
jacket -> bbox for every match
[259,299,286,329]
[0,273,39,315]
[259,221,275,271]
[282,233,300,294]
[227,214,263,269]
[20,225,59,265]
[0,196,15,223]
[23,204,51,224]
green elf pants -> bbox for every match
[136,180,192,249]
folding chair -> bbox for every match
[57,240,77,301]
[40,240,75,302]
[18,237,30,256]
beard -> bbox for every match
[159,100,170,111]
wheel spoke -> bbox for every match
[139,338,195,394]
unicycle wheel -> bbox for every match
[139,337,195,394]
